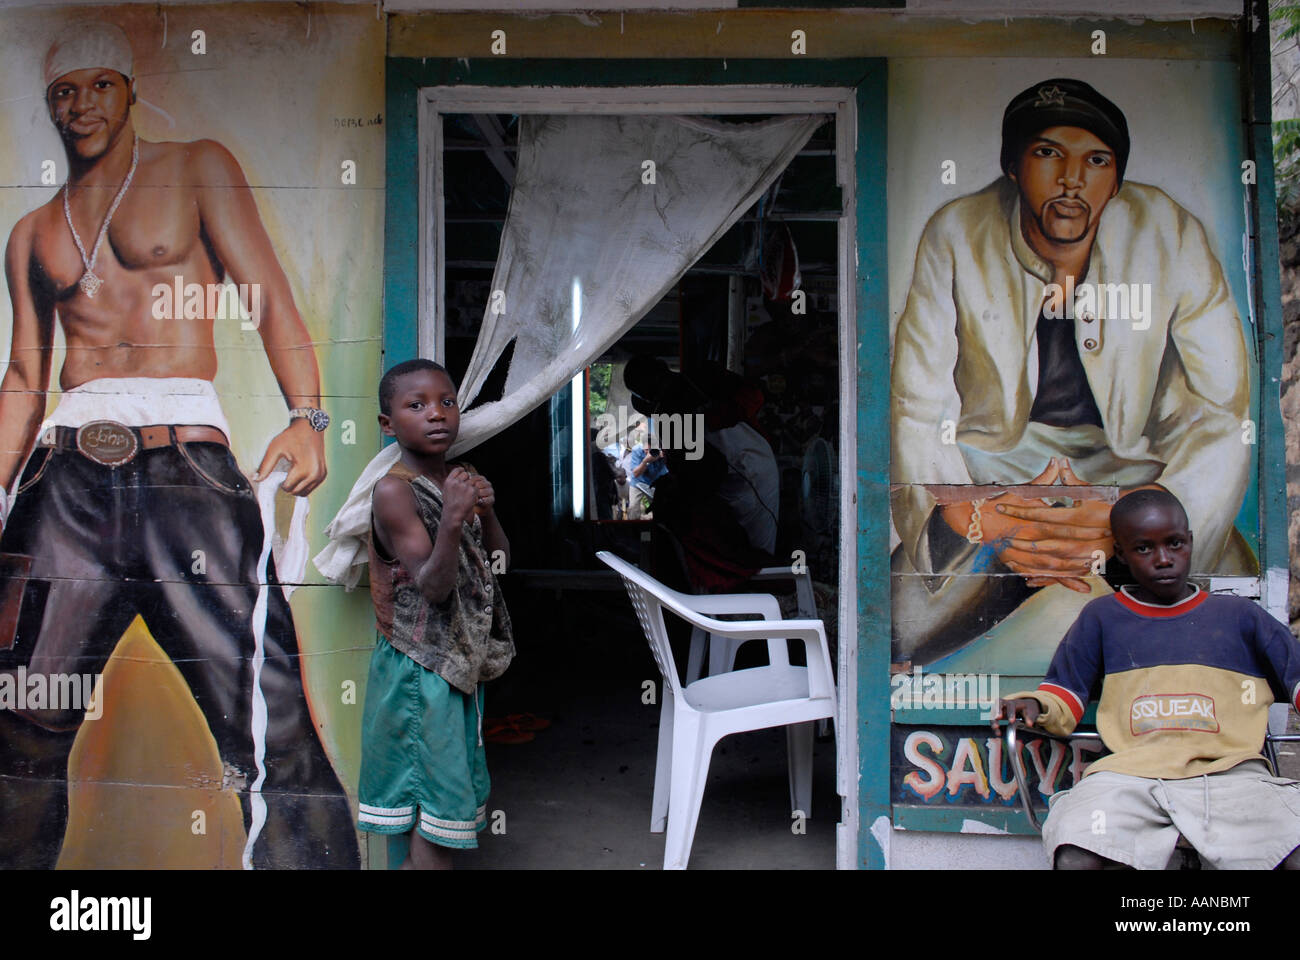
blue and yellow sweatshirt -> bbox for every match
[1009,586,1300,780]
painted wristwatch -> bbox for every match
[289,407,330,431]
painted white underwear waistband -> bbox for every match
[41,377,232,441]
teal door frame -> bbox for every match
[384,56,891,868]
[1247,0,1291,623]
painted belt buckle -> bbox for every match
[75,420,140,467]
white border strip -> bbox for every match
[240,474,281,870]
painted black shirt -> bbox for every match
[1028,306,1104,428]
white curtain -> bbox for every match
[316,112,823,587]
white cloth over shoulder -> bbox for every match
[314,443,400,590]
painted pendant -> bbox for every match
[78,271,102,298]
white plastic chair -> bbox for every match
[650,521,818,684]
[597,550,837,870]
[685,565,819,683]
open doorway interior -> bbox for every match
[435,110,842,869]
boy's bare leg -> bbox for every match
[1054,844,1128,870]
[400,826,453,870]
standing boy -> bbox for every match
[994,488,1300,869]
[357,359,515,869]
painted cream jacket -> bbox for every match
[891,177,1250,576]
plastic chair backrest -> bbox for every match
[598,551,686,700]
[599,549,837,702]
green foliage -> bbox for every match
[1276,3,1300,222]
[588,362,613,416]
[1276,121,1300,216]
[1278,3,1300,40]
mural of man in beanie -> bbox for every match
[891,78,1253,667]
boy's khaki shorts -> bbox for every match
[1042,760,1300,869]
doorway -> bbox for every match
[414,85,860,868]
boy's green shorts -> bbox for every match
[356,635,489,849]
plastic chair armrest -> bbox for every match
[700,618,835,701]
[676,592,783,621]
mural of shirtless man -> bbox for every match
[0,22,359,868]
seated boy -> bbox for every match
[356,359,515,869]
[993,488,1300,870]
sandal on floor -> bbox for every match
[484,718,535,744]
[505,712,552,732]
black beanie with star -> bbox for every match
[1000,78,1130,184]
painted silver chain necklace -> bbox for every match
[61,134,139,299]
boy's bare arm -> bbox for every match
[373,473,476,605]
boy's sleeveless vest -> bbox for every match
[367,461,514,694]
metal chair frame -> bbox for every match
[1003,721,1300,834]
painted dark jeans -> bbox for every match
[0,440,360,868]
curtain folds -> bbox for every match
[316,112,823,587]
